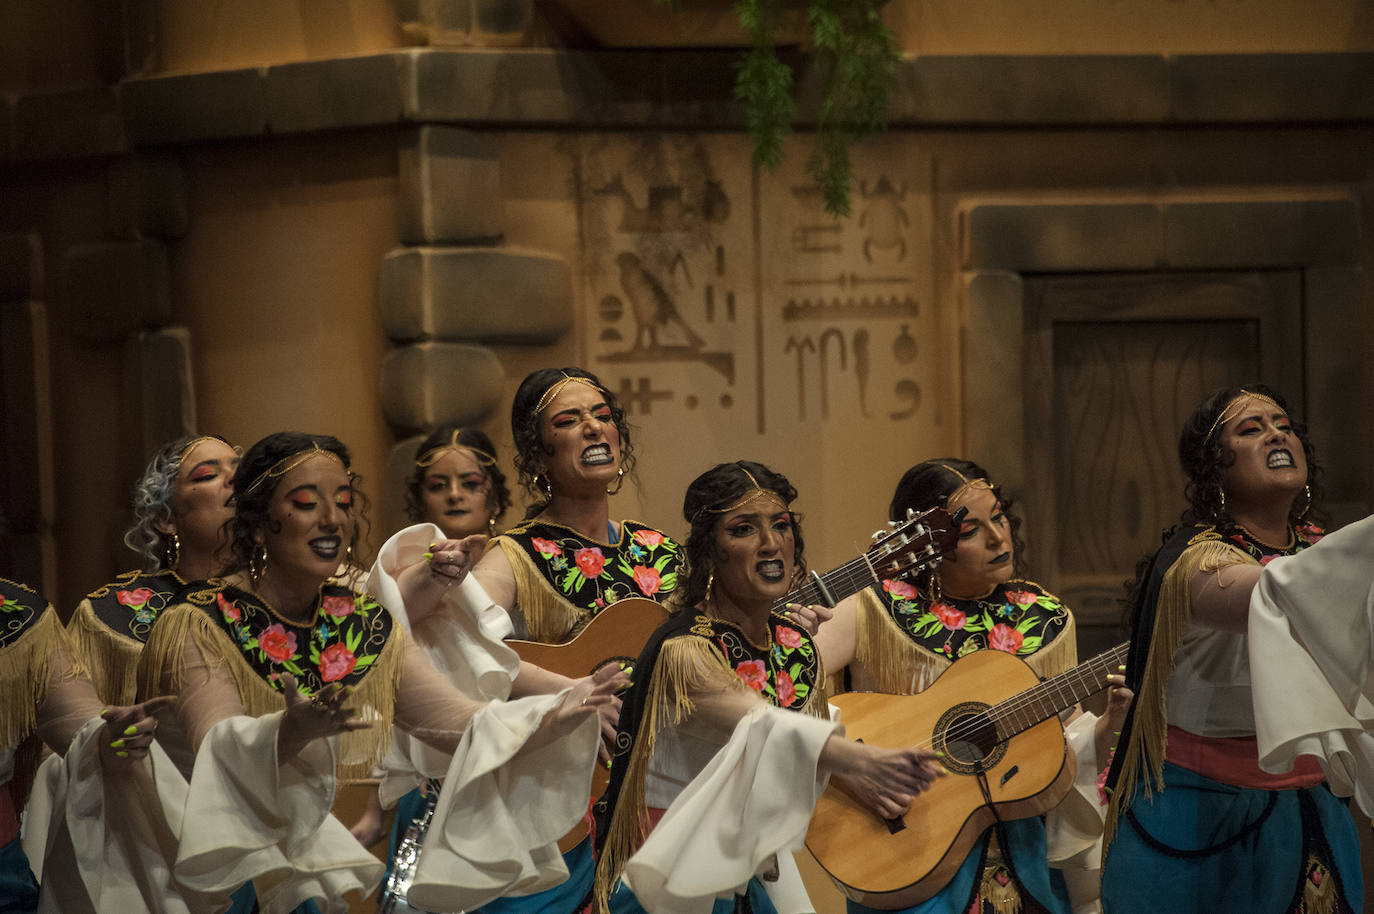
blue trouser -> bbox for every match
[608,870,777,914]
[0,836,38,914]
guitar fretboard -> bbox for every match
[774,554,882,612]
[987,642,1129,740]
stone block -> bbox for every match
[0,233,43,303]
[397,0,533,46]
[379,341,504,430]
[121,67,268,145]
[123,327,198,465]
[398,126,504,244]
[1172,54,1374,123]
[961,203,1162,272]
[107,154,190,240]
[1303,266,1369,520]
[1163,199,1359,269]
[379,246,572,344]
[12,87,126,161]
[63,240,172,343]
[892,56,1169,125]
[382,434,426,536]
[961,271,1026,492]
[267,54,406,134]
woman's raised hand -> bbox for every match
[276,672,371,762]
[423,534,488,587]
[783,602,834,637]
[100,695,176,763]
[559,662,630,759]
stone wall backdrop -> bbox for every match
[2,0,1373,910]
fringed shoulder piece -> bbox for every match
[1024,608,1078,682]
[594,635,737,913]
[496,537,585,643]
[0,586,69,750]
[67,599,142,706]
[854,587,951,693]
[1101,534,1253,852]
[137,581,407,781]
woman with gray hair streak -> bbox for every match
[66,435,239,706]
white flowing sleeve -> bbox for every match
[369,522,522,805]
[1250,514,1374,814]
[405,690,601,912]
[622,704,840,914]
[173,713,383,914]
[1044,712,1108,913]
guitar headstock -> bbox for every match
[865,506,962,582]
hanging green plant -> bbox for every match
[733,0,899,216]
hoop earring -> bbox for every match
[1218,487,1226,517]
[164,532,181,571]
[250,543,269,584]
[606,467,626,496]
[534,473,552,503]
[1298,483,1312,519]
[345,542,354,566]
[706,568,715,606]
[487,516,497,536]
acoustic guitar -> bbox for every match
[806,641,1129,909]
[508,505,961,852]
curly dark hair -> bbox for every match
[123,434,235,571]
[1123,382,1325,626]
[510,367,637,519]
[224,432,372,576]
[675,460,806,611]
[888,458,1026,594]
[402,425,511,528]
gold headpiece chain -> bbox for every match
[243,442,346,495]
[177,435,224,464]
[533,373,606,417]
[415,429,496,469]
[1204,389,1285,442]
[693,464,788,523]
[938,463,994,507]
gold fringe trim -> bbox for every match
[66,599,143,706]
[0,608,68,749]
[138,603,406,781]
[854,589,951,694]
[1300,854,1337,914]
[1024,610,1078,683]
[497,538,585,643]
[594,637,747,913]
[1102,539,1254,853]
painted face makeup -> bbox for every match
[167,438,239,555]
[419,446,493,539]
[259,453,355,586]
[538,380,621,494]
[1217,395,1308,507]
[711,491,796,609]
[937,484,1014,599]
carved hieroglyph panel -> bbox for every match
[571,133,940,560]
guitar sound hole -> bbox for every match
[944,712,998,764]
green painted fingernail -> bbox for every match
[1117,664,1125,671]
[110,739,125,749]
[116,750,129,758]
[123,725,138,736]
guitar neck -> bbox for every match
[988,642,1129,741]
[772,554,880,613]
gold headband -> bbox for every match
[694,464,789,523]
[534,373,606,417]
[243,442,346,495]
[415,429,496,470]
[939,463,995,507]
[1205,390,1285,442]
[177,435,223,465]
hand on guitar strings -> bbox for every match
[275,672,372,762]
[100,694,176,764]
[559,661,630,760]
[784,602,834,637]
[423,534,487,587]
[1094,671,1133,767]
[829,741,946,821]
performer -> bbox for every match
[1,576,169,913]
[138,432,624,914]
[814,459,1130,914]
[350,426,512,895]
[1100,385,1360,913]
[592,460,944,914]
[67,435,238,708]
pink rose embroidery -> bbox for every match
[735,659,767,692]
[319,643,357,682]
[774,625,803,649]
[930,602,967,631]
[632,565,661,596]
[1296,523,1325,544]
[531,537,562,557]
[882,579,918,599]
[776,669,797,707]
[1004,589,1037,607]
[633,529,665,548]
[1260,554,1279,565]
[320,594,356,617]
[989,623,1024,653]
[116,587,154,607]
[574,547,606,579]
[216,593,241,622]
[259,623,298,664]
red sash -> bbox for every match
[1166,725,1326,789]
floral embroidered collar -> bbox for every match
[873,578,1069,662]
[84,569,188,644]
[1209,520,1323,564]
[0,577,46,651]
[182,579,395,697]
[502,519,681,614]
[684,612,820,711]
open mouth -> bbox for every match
[581,443,614,466]
[309,536,341,560]
[989,552,1011,565]
[756,559,785,583]
[1267,449,1295,469]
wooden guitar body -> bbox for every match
[508,596,671,852]
[806,649,1074,910]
